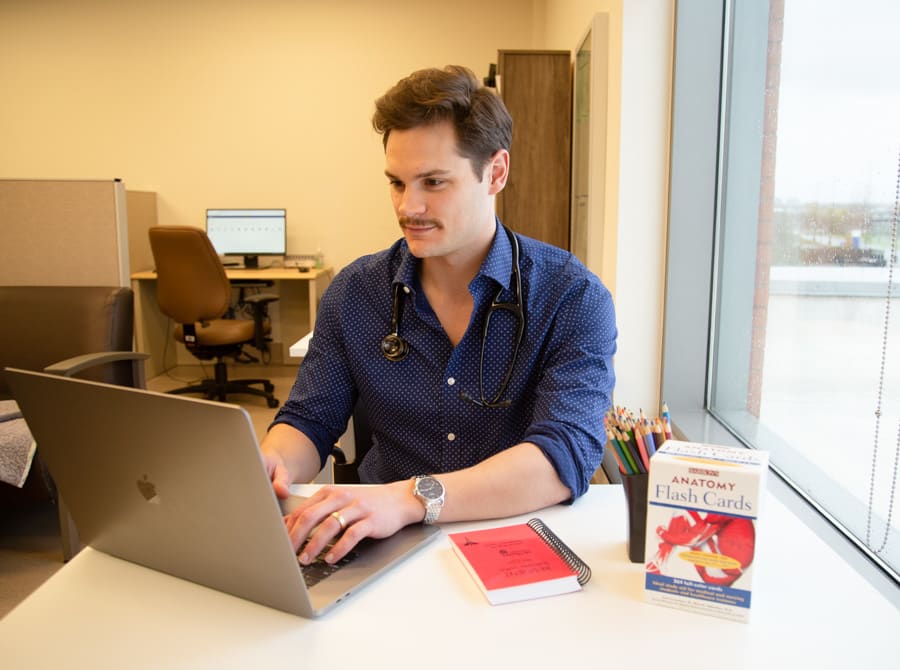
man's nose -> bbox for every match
[397,187,426,217]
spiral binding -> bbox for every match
[526,518,592,585]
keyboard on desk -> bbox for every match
[300,547,361,588]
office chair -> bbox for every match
[1,285,149,560]
[229,279,277,364]
[331,402,373,484]
[148,226,280,408]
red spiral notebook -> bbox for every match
[448,518,591,605]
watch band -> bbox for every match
[423,500,441,525]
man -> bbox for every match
[262,65,617,566]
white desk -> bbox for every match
[1,485,895,669]
[289,331,313,358]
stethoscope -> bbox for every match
[381,227,525,408]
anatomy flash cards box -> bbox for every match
[644,440,768,623]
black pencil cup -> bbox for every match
[622,473,649,563]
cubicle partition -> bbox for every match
[0,179,156,286]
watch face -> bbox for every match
[417,477,443,500]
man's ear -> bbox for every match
[486,149,510,195]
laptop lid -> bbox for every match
[5,368,440,617]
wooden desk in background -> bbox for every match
[131,267,332,377]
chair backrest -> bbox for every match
[0,286,136,399]
[333,401,374,484]
[148,226,232,325]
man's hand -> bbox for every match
[261,429,569,566]
[283,482,424,565]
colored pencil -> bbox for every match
[614,427,641,475]
[604,403,674,469]
[629,417,651,471]
[606,428,628,475]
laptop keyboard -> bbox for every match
[300,547,360,588]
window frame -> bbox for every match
[662,0,899,601]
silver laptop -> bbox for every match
[5,368,440,617]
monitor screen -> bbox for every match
[206,209,286,267]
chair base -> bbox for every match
[167,360,279,408]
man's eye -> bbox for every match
[425,179,445,188]
[389,180,404,191]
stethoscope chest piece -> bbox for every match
[381,332,409,361]
[381,282,410,362]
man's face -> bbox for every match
[384,121,506,264]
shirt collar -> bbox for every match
[393,242,418,291]
[478,218,515,293]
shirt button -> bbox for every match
[447,433,456,442]
[403,286,411,294]
[447,377,456,386]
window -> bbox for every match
[664,0,899,584]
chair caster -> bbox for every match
[267,397,279,408]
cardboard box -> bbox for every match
[644,440,768,622]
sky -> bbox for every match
[774,0,900,205]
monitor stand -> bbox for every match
[243,255,259,269]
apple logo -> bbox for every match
[137,474,161,504]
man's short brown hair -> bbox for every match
[372,65,513,179]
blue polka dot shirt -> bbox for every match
[272,220,617,500]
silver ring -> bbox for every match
[331,511,347,531]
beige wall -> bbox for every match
[0,0,675,411]
[0,0,539,272]
[537,0,674,412]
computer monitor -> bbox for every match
[205,209,287,269]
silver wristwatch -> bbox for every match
[413,475,445,525]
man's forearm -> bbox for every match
[432,442,571,523]
[261,423,323,484]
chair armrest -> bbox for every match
[44,351,150,388]
[331,445,348,465]
[244,293,279,306]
